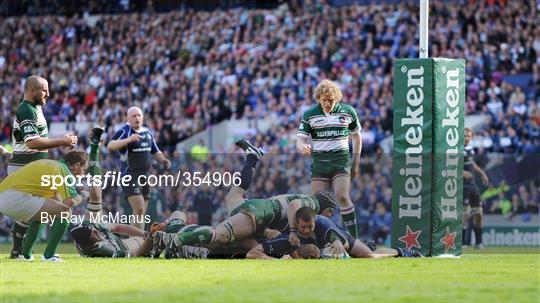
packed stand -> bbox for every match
[1,1,539,153]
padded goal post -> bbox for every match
[391,58,465,257]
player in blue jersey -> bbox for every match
[462,128,489,249]
[247,207,422,259]
[108,106,171,230]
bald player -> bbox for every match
[8,75,78,258]
[108,106,171,230]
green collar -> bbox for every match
[22,99,37,107]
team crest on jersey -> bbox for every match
[339,117,346,124]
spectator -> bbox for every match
[369,202,392,245]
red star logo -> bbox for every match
[440,227,457,254]
[398,225,422,250]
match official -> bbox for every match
[108,106,171,230]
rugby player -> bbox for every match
[297,79,362,238]
[462,128,489,249]
[108,106,171,230]
[0,150,88,261]
[70,211,190,258]
[247,242,321,260]
[8,75,78,258]
[153,139,338,252]
[248,207,422,259]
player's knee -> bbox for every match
[170,210,186,221]
[89,190,101,203]
[214,228,229,244]
[335,192,350,205]
[473,213,483,227]
[132,206,145,215]
[215,221,235,244]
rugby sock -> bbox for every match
[11,222,29,255]
[178,226,215,246]
[340,206,359,238]
[473,226,483,245]
[462,226,472,245]
[239,154,258,191]
[88,142,101,176]
[43,218,70,258]
[22,222,45,258]
[87,141,102,212]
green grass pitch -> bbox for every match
[1,244,538,303]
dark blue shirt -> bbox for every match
[111,124,159,175]
[464,145,475,184]
[261,216,351,256]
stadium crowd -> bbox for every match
[1,0,539,244]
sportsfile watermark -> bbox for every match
[40,212,151,226]
[40,171,241,190]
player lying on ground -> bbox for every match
[70,211,198,258]
[69,127,207,259]
[247,207,422,259]
[0,149,88,261]
[247,241,322,260]
[153,139,339,252]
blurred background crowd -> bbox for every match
[0,0,538,244]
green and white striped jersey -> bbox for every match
[298,103,360,160]
[9,100,49,166]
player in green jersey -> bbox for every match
[297,79,362,238]
[8,75,79,259]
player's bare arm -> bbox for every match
[63,196,84,208]
[296,136,311,157]
[350,131,362,178]
[263,228,281,239]
[286,200,302,246]
[109,223,145,238]
[473,162,490,185]
[25,133,78,149]
[329,238,348,255]
[107,134,141,151]
[246,244,278,260]
[0,145,11,158]
[153,151,171,169]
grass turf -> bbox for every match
[1,244,538,303]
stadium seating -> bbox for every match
[0,0,538,244]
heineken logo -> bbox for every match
[398,225,422,250]
[440,227,457,253]
[439,68,460,220]
[398,66,424,219]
